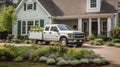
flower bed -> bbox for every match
[0,44,109,67]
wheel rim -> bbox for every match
[60,38,67,46]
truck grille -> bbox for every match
[74,33,84,39]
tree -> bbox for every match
[0,6,16,34]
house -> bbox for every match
[13,0,118,38]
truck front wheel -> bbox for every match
[60,37,68,46]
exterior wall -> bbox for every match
[87,0,101,12]
[12,0,51,38]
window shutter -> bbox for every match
[34,2,36,10]
[17,20,21,36]
[24,3,26,11]
[40,20,44,27]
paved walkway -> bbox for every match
[82,44,120,67]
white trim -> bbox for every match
[78,18,82,31]
[107,17,112,37]
[98,18,100,35]
[89,18,92,35]
[36,0,51,17]
[53,13,114,19]
[20,19,41,35]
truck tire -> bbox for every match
[60,37,68,46]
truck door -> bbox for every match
[43,26,51,41]
[49,26,59,41]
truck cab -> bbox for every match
[43,24,85,46]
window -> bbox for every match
[35,21,39,26]
[21,20,44,35]
[58,25,73,31]
[27,21,33,33]
[27,4,33,10]
[45,26,50,31]
[90,0,96,8]
[22,21,26,34]
[24,2,36,11]
[51,26,58,32]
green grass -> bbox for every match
[0,62,58,67]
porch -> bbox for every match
[53,16,117,37]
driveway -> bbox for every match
[82,44,120,67]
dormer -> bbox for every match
[87,0,101,12]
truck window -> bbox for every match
[45,26,50,31]
[51,26,58,32]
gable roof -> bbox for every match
[16,0,51,16]
[38,0,118,16]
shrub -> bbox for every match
[46,58,56,65]
[57,59,68,66]
[72,48,95,59]
[14,56,23,62]
[80,59,89,64]
[97,35,106,40]
[29,44,42,49]
[94,41,101,46]
[29,47,49,61]
[0,48,14,61]
[93,58,102,65]
[0,56,6,61]
[93,38,103,46]
[67,60,80,65]
[89,41,94,45]
[106,42,114,46]
[94,38,103,44]
[112,39,120,43]
[101,58,109,65]
[14,46,30,57]
[110,26,120,39]
[11,39,22,43]
[87,34,96,41]
[24,40,32,44]
[39,56,48,62]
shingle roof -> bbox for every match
[38,0,118,16]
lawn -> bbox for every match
[0,62,58,67]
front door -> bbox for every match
[82,19,89,36]
[92,22,98,36]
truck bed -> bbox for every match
[29,31,43,40]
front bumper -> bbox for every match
[68,39,84,44]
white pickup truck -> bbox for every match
[29,24,85,46]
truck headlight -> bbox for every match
[68,33,74,39]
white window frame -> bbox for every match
[21,20,40,35]
[26,2,34,11]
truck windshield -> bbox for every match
[58,25,73,31]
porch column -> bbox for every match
[89,18,92,35]
[98,18,100,35]
[78,18,82,31]
[107,17,112,37]
[114,15,117,27]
